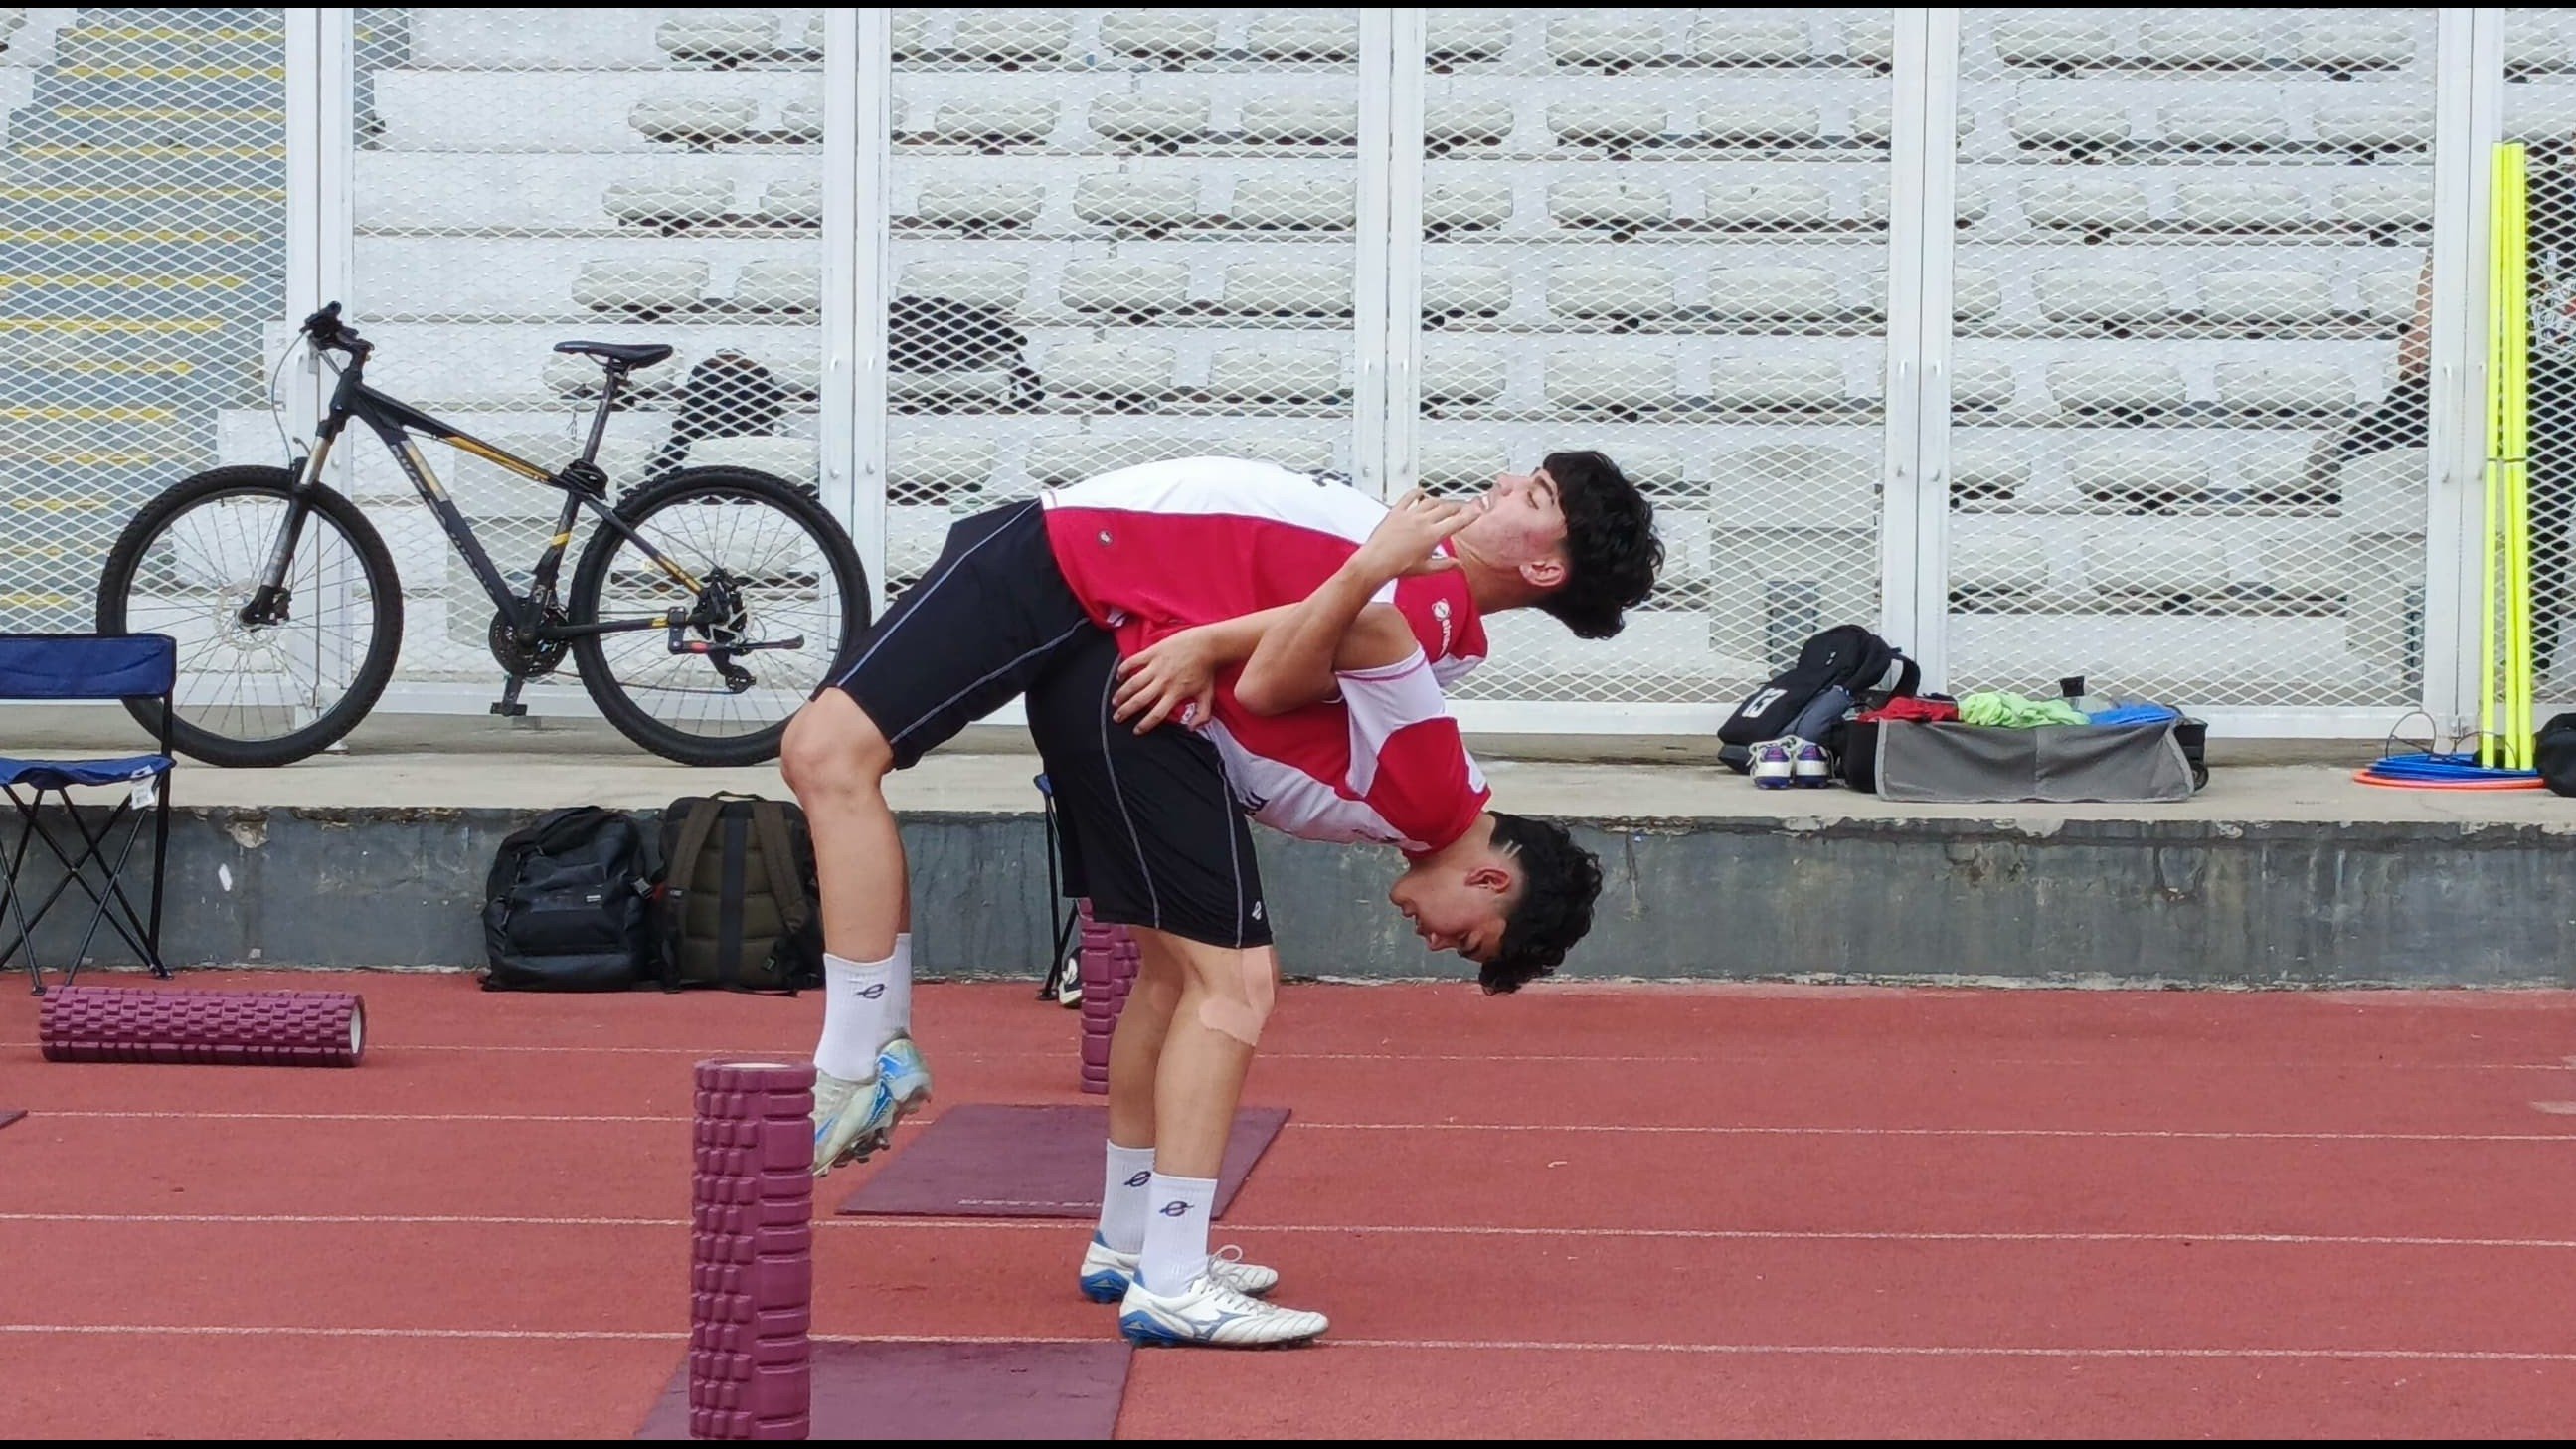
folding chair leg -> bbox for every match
[2,798,43,996]
[6,788,169,995]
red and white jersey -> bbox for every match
[1194,652,1490,855]
[1041,456,1489,686]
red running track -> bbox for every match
[6,973,2576,1437]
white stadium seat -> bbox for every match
[2160,101,2287,149]
[1073,173,1201,230]
[1993,14,2123,70]
[2021,177,2150,234]
[2175,181,2311,233]
[1953,533,2050,595]
[573,259,707,317]
[761,348,822,399]
[1609,444,1687,494]
[1861,181,1987,228]
[2141,16,2272,68]
[2334,180,2433,233]
[1420,440,1508,493]
[1706,357,1846,411]
[2510,24,2576,75]
[1695,103,1822,146]
[933,99,1059,148]
[1951,441,2031,499]
[2295,17,2416,73]
[1221,261,1353,316]
[1028,437,1201,486]
[903,260,1029,309]
[950,12,1074,64]
[2048,361,2187,415]
[604,179,732,228]
[1951,358,2017,409]
[1545,351,1676,411]
[1422,352,1509,407]
[2216,361,2354,414]
[628,95,759,146]
[1100,11,1220,63]
[1046,344,1175,403]
[2360,270,2421,324]
[761,179,821,226]
[1706,267,1842,322]
[1842,15,1894,68]
[1240,97,1360,146]
[656,13,778,64]
[1058,261,1192,315]
[688,437,819,486]
[799,14,826,53]
[2085,534,2230,598]
[1423,180,1514,232]
[1238,437,1338,474]
[1090,95,1212,148]
[891,10,930,60]
[2034,269,2173,325]
[1229,178,1355,230]
[1207,347,1343,404]
[2071,447,2213,508]
[2011,103,2132,151]
[1548,179,1671,232]
[1701,182,1832,229]
[1952,268,2004,322]
[912,179,1044,232]
[2197,268,2338,324]
[887,437,995,498]
[2251,537,2348,601]
[1421,263,1514,320]
[2234,442,2324,503]
[1548,16,1666,69]
[1706,445,1873,511]
[1688,16,1809,65]
[1429,12,1514,67]
[1425,98,1516,150]
[1549,262,1676,321]
[777,99,821,143]
[1247,12,1361,62]
[2312,99,2431,151]
[734,261,819,312]
[1547,101,1669,150]
[1850,103,1971,146]
[2509,95,2576,144]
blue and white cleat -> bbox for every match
[1080,1237,1279,1304]
[878,1034,935,1127]
[1118,1265,1326,1348]
[810,1067,899,1177]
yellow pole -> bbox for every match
[2484,144,2510,766]
[2505,145,2535,768]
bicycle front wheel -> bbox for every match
[569,467,869,766]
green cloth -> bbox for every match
[1957,690,2089,728]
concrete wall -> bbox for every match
[13,804,2576,988]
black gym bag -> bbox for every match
[1718,625,1921,756]
[480,807,657,991]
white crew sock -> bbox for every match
[1137,1172,1218,1295]
[1097,1142,1157,1254]
[813,951,892,1081]
[882,933,914,1046]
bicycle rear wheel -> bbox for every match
[96,465,403,768]
[568,466,869,766]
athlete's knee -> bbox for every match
[780,692,893,802]
[1184,944,1277,1047]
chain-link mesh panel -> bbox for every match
[344,8,825,686]
[884,9,1369,598]
[1944,9,2435,709]
[0,9,286,634]
[1418,10,1895,705]
[2505,10,2576,709]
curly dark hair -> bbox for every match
[1537,450,1663,640]
[1479,812,1604,995]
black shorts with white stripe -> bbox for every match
[824,500,1095,771]
[1027,627,1272,953]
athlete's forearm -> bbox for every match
[1190,606,1294,666]
[1236,560,1382,715]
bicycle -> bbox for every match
[97,304,870,767]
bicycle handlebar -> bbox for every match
[300,301,370,359]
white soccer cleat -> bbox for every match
[1118,1265,1326,1348]
[877,1034,934,1126]
[809,1067,899,1177]
[1080,1237,1280,1303]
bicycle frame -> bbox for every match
[245,347,704,646]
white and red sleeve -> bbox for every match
[1336,651,1490,852]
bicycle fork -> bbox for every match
[237,433,338,629]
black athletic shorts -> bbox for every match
[825,501,1270,951]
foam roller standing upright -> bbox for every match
[1076,901,1141,1094]
[690,1058,814,1440]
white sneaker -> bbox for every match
[1118,1267,1326,1348]
[1080,1237,1280,1303]
[809,1067,898,1177]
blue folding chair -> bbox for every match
[0,634,178,996]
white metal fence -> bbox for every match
[0,8,2564,737]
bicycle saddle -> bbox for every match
[553,340,675,368]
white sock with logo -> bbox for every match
[813,951,891,1081]
[1097,1142,1156,1254]
[882,932,914,1048]
[1137,1172,1218,1295]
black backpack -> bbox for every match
[651,794,824,994]
[643,350,786,482]
[1718,625,1921,753]
[890,293,1042,406]
[480,807,656,991]
[2539,714,2576,798]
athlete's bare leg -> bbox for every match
[779,690,906,963]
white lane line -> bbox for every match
[2,1323,2573,1362]
[6,1213,2576,1252]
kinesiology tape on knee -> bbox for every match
[1194,952,1277,1046]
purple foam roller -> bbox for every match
[690,1058,814,1440]
[39,986,365,1067]
[1076,901,1141,1093]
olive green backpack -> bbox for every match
[651,794,823,994]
